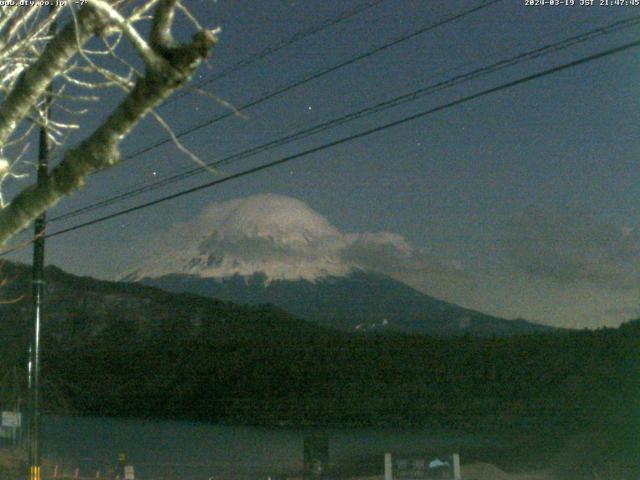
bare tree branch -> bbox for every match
[88,0,164,70]
[0,2,218,245]
[0,6,99,145]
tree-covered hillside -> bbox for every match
[0,261,638,477]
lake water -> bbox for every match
[39,415,500,479]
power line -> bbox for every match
[37,37,640,242]
[167,0,389,105]
[37,0,499,208]
[45,0,502,222]
[113,0,502,163]
[49,14,640,224]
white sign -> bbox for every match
[384,452,460,480]
[1,411,21,428]
[124,465,134,480]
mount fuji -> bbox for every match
[125,194,553,336]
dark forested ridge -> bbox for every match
[0,261,636,425]
[139,270,556,336]
[0,261,638,475]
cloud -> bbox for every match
[133,194,470,297]
[187,195,350,279]
[341,230,472,303]
[342,231,466,284]
[505,207,640,290]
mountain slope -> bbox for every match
[123,194,554,336]
[0,262,337,361]
[1,259,638,475]
[139,270,555,336]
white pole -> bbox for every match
[452,453,461,480]
[384,453,393,480]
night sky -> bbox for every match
[5,0,640,329]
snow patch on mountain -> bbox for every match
[124,194,465,288]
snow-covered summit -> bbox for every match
[123,193,468,305]
[125,194,353,282]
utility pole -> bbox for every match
[28,94,50,480]
[28,9,56,480]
